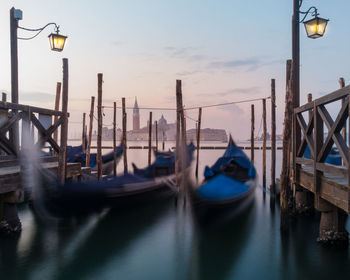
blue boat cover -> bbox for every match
[303,145,341,166]
[197,174,250,200]
[204,139,256,179]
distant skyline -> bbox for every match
[1,0,350,140]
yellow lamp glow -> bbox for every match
[48,33,67,52]
[303,16,329,39]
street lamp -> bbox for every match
[9,7,67,151]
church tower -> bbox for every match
[133,97,140,131]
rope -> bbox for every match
[102,96,271,111]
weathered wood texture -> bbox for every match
[195,107,202,179]
[113,101,117,176]
[97,73,103,180]
[251,104,254,162]
[82,112,86,153]
[122,97,128,174]
[53,82,61,148]
[148,112,152,166]
[86,96,95,167]
[262,99,266,188]
[280,60,293,216]
[271,79,276,193]
[294,81,350,213]
[58,58,69,184]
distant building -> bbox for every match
[133,97,140,131]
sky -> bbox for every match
[1,0,350,140]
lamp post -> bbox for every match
[9,7,67,152]
[292,0,328,109]
[291,0,328,205]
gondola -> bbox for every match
[191,135,256,223]
[40,143,195,217]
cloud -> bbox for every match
[196,87,261,98]
[20,92,56,103]
[208,57,262,71]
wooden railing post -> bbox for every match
[339,78,346,167]
[86,96,95,167]
[58,58,69,184]
[271,79,276,194]
[97,73,103,180]
[251,104,255,162]
[314,101,323,205]
[148,112,152,166]
[262,99,266,189]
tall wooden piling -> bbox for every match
[195,107,202,179]
[176,80,187,194]
[113,101,117,176]
[122,97,128,174]
[97,73,103,180]
[280,60,293,230]
[271,79,276,194]
[262,99,267,189]
[175,85,181,190]
[162,131,165,151]
[339,78,346,166]
[155,120,158,153]
[2,92,6,102]
[82,113,86,153]
[251,104,255,162]
[148,112,152,166]
[86,96,95,167]
[53,82,61,150]
[58,58,69,184]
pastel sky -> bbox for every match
[1,0,350,140]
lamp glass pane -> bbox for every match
[304,17,328,39]
[48,33,67,52]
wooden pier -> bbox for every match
[292,83,350,244]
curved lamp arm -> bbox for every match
[18,22,60,40]
[299,6,318,23]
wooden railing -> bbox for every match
[0,100,68,159]
[294,84,350,211]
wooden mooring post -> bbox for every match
[280,60,293,230]
[53,82,61,153]
[58,58,69,184]
[82,113,86,153]
[86,96,95,167]
[262,99,267,189]
[251,104,254,162]
[122,97,128,174]
[162,131,165,151]
[148,112,152,166]
[97,73,103,180]
[270,79,276,194]
[195,107,202,179]
[155,120,158,153]
[113,101,117,176]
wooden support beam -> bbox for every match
[97,73,103,180]
[271,78,276,194]
[314,100,323,202]
[58,58,69,184]
[86,96,95,167]
[53,82,61,152]
[148,112,152,166]
[122,97,128,174]
[251,104,254,162]
[113,101,117,176]
[195,107,202,179]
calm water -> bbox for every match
[1,141,350,280]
